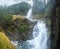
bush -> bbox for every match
[17,23,29,33]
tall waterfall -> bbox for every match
[18,0,49,49]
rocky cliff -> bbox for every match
[50,0,60,49]
[2,15,36,41]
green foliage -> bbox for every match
[0,14,12,31]
[7,2,31,15]
[0,14,29,34]
[4,14,12,21]
[0,4,30,33]
[17,23,29,33]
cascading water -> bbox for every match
[26,21,48,49]
[18,0,49,49]
[26,0,33,19]
[26,8,32,18]
[18,21,48,49]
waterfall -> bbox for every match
[18,0,50,49]
[18,20,49,49]
[26,8,32,18]
[26,21,48,49]
[26,0,33,19]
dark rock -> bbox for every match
[50,0,60,49]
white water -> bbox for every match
[11,41,18,46]
[26,8,32,18]
[26,3,48,48]
[26,21,48,49]
[18,20,48,49]
[26,0,33,19]
[18,0,49,49]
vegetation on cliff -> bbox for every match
[0,14,33,41]
[0,2,31,35]
[0,0,52,44]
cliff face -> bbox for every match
[51,0,60,49]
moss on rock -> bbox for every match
[12,15,25,20]
[0,31,16,49]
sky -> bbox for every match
[0,0,33,6]
[0,0,21,6]
[0,0,48,6]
